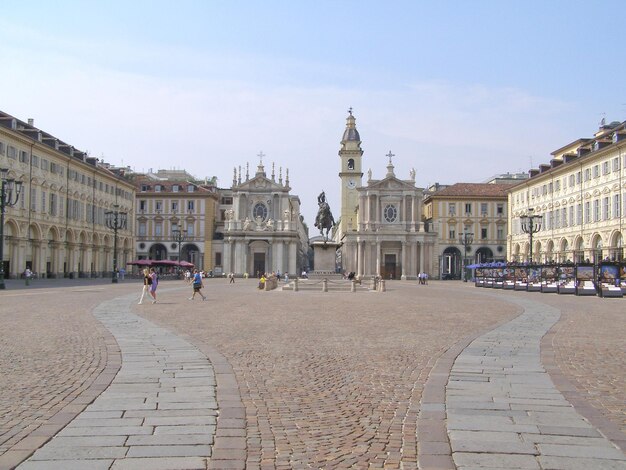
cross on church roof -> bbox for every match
[348,107,353,116]
[386,150,395,163]
[257,151,266,164]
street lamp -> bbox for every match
[0,168,23,290]
[172,228,187,275]
[105,205,128,284]
[459,231,474,282]
[520,208,542,263]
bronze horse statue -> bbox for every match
[314,191,335,240]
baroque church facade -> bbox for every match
[335,111,437,279]
[214,158,309,277]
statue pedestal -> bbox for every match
[311,241,341,274]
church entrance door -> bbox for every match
[253,253,266,277]
[382,254,397,280]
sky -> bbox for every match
[1,1,625,227]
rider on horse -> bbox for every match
[314,191,335,239]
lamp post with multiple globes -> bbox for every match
[520,208,543,263]
[105,205,128,283]
[459,231,474,282]
[0,168,23,289]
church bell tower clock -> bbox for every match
[338,108,363,236]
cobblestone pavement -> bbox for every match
[1,279,625,469]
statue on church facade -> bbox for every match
[314,191,335,241]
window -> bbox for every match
[155,223,163,236]
[584,202,591,223]
[481,228,488,239]
[593,199,600,222]
[577,204,583,225]
[187,200,195,212]
[41,159,49,171]
[155,184,162,192]
[172,184,179,193]
[41,191,46,214]
[569,206,574,226]
[576,172,581,184]
[496,204,504,216]
[561,208,567,227]
[215,252,222,266]
[0,142,4,155]
[480,203,488,216]
[221,196,233,205]
[172,201,178,212]
[464,203,472,215]
[155,201,163,212]
[614,195,621,219]
[554,210,560,228]
[383,204,398,223]
[139,200,147,212]
[141,184,149,192]
[138,222,146,236]
[7,146,17,159]
[30,188,37,211]
[49,193,57,216]
[253,202,268,221]
[602,161,610,175]
[497,227,504,240]
[187,224,194,236]
[584,168,591,181]
[603,197,610,220]
[592,165,599,178]
[555,180,560,191]
[613,157,621,172]
[187,185,195,193]
[448,203,456,216]
[347,158,355,170]
[449,228,456,239]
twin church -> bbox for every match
[333,110,436,279]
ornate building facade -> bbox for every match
[133,169,218,272]
[213,159,308,277]
[508,120,626,263]
[423,183,510,279]
[0,110,135,278]
[335,111,436,279]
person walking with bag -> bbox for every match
[189,269,207,301]
[138,267,152,304]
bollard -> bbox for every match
[370,278,377,290]
[351,280,356,292]
[379,279,386,292]
[322,278,328,292]
[294,278,299,292]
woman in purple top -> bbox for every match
[149,267,159,304]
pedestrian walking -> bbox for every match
[138,268,152,304]
[189,269,207,301]
[229,272,235,284]
[149,267,159,304]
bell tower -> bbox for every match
[338,108,363,237]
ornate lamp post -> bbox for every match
[172,228,187,274]
[459,231,474,282]
[0,168,23,289]
[105,205,128,284]
[520,208,542,263]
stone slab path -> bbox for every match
[17,293,217,470]
[446,296,625,470]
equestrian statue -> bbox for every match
[314,191,335,241]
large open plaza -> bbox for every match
[0,278,624,469]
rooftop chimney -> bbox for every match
[28,118,34,126]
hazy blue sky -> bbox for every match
[1,1,624,226]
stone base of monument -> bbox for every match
[310,240,341,273]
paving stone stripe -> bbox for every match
[16,293,217,469]
[446,295,626,469]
